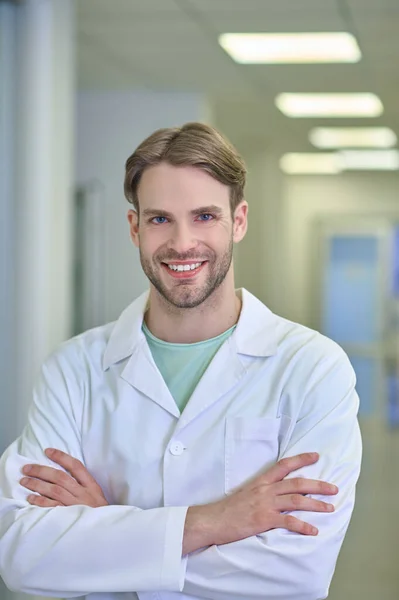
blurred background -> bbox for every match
[1,0,399,598]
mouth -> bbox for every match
[161,261,207,279]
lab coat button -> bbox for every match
[169,441,184,456]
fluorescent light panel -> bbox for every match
[218,32,361,64]
[276,93,384,117]
[341,150,399,170]
[310,127,397,148]
[280,153,341,174]
[280,150,399,174]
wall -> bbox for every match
[233,146,285,315]
[0,2,17,452]
[0,6,76,600]
[281,173,399,329]
[14,0,76,430]
[0,10,17,600]
[75,90,212,325]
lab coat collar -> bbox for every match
[235,288,278,357]
[103,290,150,370]
[102,287,278,371]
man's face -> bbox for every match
[128,163,247,309]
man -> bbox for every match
[0,122,361,600]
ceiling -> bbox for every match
[77,0,399,151]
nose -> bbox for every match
[167,221,197,255]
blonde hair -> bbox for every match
[124,122,247,215]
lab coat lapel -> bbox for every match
[103,290,180,418]
[175,338,246,430]
[120,342,180,419]
[174,289,279,430]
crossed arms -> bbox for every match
[0,350,362,600]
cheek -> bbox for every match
[139,233,167,259]
[208,226,233,247]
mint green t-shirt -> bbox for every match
[142,321,236,413]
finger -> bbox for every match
[273,477,338,497]
[20,476,76,505]
[21,465,81,496]
[275,494,335,513]
[45,449,99,488]
[276,514,319,536]
[259,453,320,485]
[27,494,62,508]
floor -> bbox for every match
[328,418,399,599]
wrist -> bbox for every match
[182,504,218,555]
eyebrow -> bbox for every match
[141,205,224,219]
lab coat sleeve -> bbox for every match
[183,347,362,600]
[0,349,188,597]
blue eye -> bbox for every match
[152,216,168,224]
[198,214,214,222]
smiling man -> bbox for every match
[0,123,361,600]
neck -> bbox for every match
[144,274,241,343]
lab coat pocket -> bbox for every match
[224,417,281,495]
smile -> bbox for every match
[162,261,207,279]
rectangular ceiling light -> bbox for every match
[280,150,399,174]
[279,153,342,174]
[310,127,397,148]
[340,150,399,170]
[218,32,361,64]
[276,93,383,117]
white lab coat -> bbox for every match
[0,289,362,600]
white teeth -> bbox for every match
[167,262,202,272]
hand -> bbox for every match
[20,448,108,508]
[183,452,338,555]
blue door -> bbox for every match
[322,235,381,417]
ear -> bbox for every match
[232,201,248,243]
[127,209,140,248]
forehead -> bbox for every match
[137,163,230,210]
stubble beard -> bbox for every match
[139,237,234,310]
